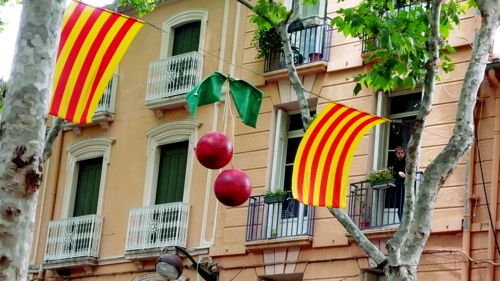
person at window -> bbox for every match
[390,146,406,220]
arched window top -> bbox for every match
[146,119,202,146]
[162,9,208,30]
[66,137,115,163]
[143,119,202,205]
[160,9,208,58]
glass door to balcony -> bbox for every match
[65,157,102,256]
[151,141,188,245]
[267,110,310,238]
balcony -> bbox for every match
[63,75,117,133]
[44,215,103,266]
[145,51,203,114]
[263,18,332,79]
[94,74,116,115]
[348,173,422,230]
[245,191,314,249]
[91,74,117,128]
[125,202,189,258]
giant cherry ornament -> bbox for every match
[214,169,252,207]
[196,131,233,169]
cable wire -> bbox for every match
[474,127,500,257]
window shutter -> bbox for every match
[73,157,103,217]
[155,141,189,204]
[172,22,201,56]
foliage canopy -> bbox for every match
[331,0,466,95]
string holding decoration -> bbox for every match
[188,72,263,207]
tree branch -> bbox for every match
[275,23,311,128]
[401,0,500,266]
[284,0,299,23]
[43,118,64,162]
[329,208,387,266]
[387,0,443,266]
[236,0,279,28]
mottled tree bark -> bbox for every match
[0,0,65,280]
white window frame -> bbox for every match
[371,90,422,226]
[61,137,114,218]
[143,119,202,206]
[160,9,209,58]
[374,90,422,169]
[268,108,309,237]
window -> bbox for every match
[73,157,103,217]
[271,110,305,197]
[370,91,421,226]
[284,0,326,18]
[172,22,201,56]
[61,138,114,218]
[155,141,189,204]
[268,109,313,237]
[143,120,202,205]
[143,121,199,246]
[493,28,500,57]
[161,10,208,58]
[377,91,421,168]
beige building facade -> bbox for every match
[29,0,500,280]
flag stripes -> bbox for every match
[49,1,143,124]
[292,103,387,208]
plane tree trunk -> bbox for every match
[0,0,65,280]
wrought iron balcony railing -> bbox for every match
[145,51,203,104]
[348,172,422,230]
[246,191,314,242]
[264,19,332,72]
[44,215,103,261]
[125,202,189,251]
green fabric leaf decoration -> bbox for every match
[186,72,227,116]
[228,76,263,128]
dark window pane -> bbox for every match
[288,113,304,131]
[286,137,302,164]
[389,92,421,115]
[172,21,201,56]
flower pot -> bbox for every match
[264,195,286,204]
[308,52,323,62]
[359,220,371,229]
[370,179,396,189]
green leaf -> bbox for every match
[353,83,362,95]
[330,0,465,95]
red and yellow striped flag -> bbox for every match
[292,103,388,208]
[49,1,144,124]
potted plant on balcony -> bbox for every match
[252,28,304,68]
[367,168,395,189]
[263,189,288,204]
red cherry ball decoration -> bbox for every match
[214,169,252,207]
[195,131,233,169]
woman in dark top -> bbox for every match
[387,146,406,220]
